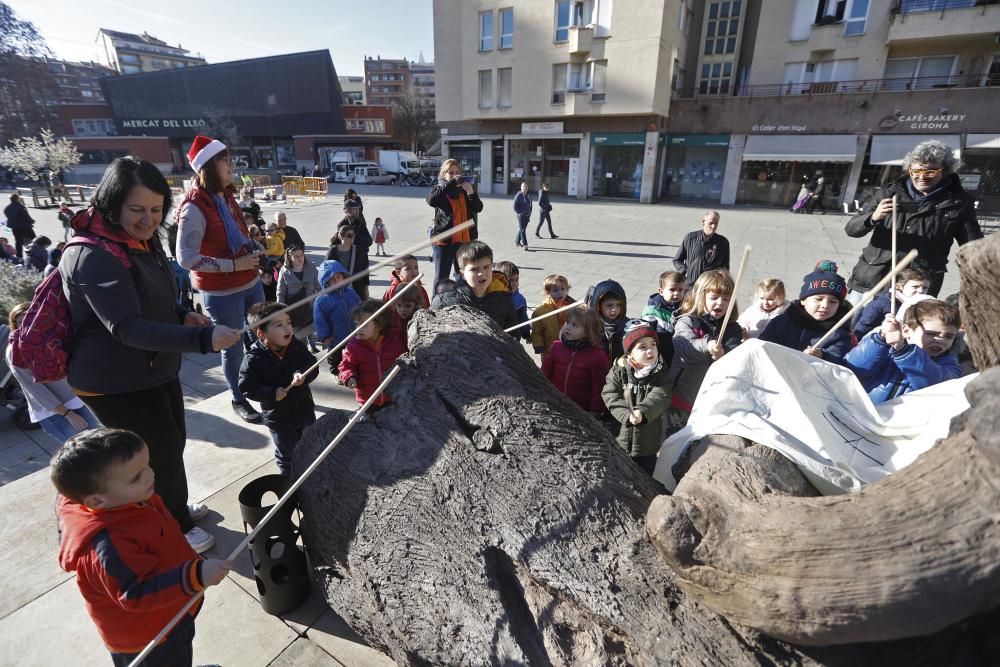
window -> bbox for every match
[556,1,571,42]
[568,62,584,90]
[591,0,612,37]
[590,60,607,101]
[844,0,869,35]
[699,61,733,95]
[497,67,512,107]
[552,63,567,103]
[72,119,115,136]
[883,55,956,90]
[816,0,848,22]
[704,1,741,55]
[499,8,514,49]
[479,69,493,108]
[480,11,494,51]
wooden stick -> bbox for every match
[812,249,918,351]
[716,245,752,346]
[503,299,587,333]
[890,195,898,317]
[286,274,423,389]
[127,365,402,667]
[235,220,475,335]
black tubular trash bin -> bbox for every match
[238,474,311,615]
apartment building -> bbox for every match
[96,29,206,74]
[365,56,411,106]
[339,75,367,105]
[665,0,1000,211]
[410,53,437,110]
[433,0,693,200]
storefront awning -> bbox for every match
[743,135,857,162]
[966,134,1000,151]
[869,135,961,166]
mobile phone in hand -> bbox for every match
[458,176,476,185]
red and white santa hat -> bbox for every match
[187,135,227,172]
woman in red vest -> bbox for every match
[176,136,266,423]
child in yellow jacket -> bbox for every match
[531,274,574,361]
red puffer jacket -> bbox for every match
[339,334,405,405]
[541,340,611,413]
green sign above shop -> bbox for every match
[591,133,647,146]
[666,134,730,148]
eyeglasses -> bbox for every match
[909,167,943,177]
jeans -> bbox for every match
[432,243,461,291]
[535,210,554,237]
[515,215,530,247]
[110,615,195,667]
[202,281,265,402]
[83,379,193,532]
[38,406,101,444]
[269,423,305,475]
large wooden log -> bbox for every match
[295,306,999,665]
[957,231,1000,370]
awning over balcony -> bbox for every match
[869,134,961,165]
[966,134,1000,151]
[743,135,857,162]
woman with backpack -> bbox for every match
[58,157,242,553]
[175,136,266,424]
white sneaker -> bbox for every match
[188,502,210,522]
[185,526,215,554]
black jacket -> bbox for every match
[280,224,304,249]
[431,282,518,331]
[759,301,853,363]
[673,231,730,288]
[538,189,552,212]
[4,200,34,233]
[845,173,981,292]
[61,210,212,395]
[427,180,483,240]
[238,337,319,429]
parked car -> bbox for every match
[351,166,396,185]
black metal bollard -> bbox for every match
[238,474,311,615]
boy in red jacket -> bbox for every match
[383,254,430,309]
[339,299,405,406]
[53,428,230,666]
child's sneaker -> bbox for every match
[188,502,210,522]
[184,526,216,554]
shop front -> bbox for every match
[961,134,1000,215]
[662,134,730,202]
[507,138,580,195]
[736,135,858,208]
[447,142,484,184]
[590,133,647,200]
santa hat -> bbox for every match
[187,135,227,172]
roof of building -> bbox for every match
[97,29,193,55]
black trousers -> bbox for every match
[432,243,461,291]
[535,210,555,237]
[83,379,193,532]
[13,228,34,259]
[110,615,194,667]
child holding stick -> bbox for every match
[339,299,405,407]
[531,274,574,358]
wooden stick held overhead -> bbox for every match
[716,245,752,346]
[504,299,588,333]
[890,195,899,317]
[127,365,403,667]
[287,274,424,389]
[812,249,918,351]
[235,220,475,336]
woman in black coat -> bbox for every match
[426,159,482,289]
[3,193,35,258]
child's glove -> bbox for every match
[200,559,232,587]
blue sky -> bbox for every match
[8,0,435,75]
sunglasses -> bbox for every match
[909,167,943,177]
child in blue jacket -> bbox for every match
[845,297,961,404]
[313,259,362,374]
[760,260,853,363]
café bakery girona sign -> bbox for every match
[879,113,966,131]
[120,118,207,129]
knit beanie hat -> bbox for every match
[187,136,226,172]
[623,321,658,354]
[800,260,848,301]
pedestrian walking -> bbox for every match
[535,183,557,239]
[4,193,35,258]
[513,181,532,251]
[672,210,731,289]
[58,202,75,242]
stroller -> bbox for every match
[0,324,38,431]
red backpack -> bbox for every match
[10,235,132,383]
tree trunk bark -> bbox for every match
[295,306,999,665]
[957,232,999,370]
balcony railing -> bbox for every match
[894,0,997,14]
[672,73,998,99]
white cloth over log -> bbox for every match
[654,339,976,495]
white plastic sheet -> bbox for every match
[653,339,976,495]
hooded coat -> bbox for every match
[587,280,629,362]
[542,339,610,413]
[238,337,319,428]
[602,355,672,457]
[313,260,362,345]
[844,331,961,404]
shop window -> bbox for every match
[499,8,514,49]
[555,1,571,42]
[497,67,512,108]
[479,69,493,108]
[552,63,567,103]
[844,0,868,35]
[480,11,494,51]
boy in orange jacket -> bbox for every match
[54,428,230,665]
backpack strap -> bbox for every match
[67,234,133,270]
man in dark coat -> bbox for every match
[4,193,35,258]
[844,139,981,301]
[513,181,533,250]
[672,210,730,289]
